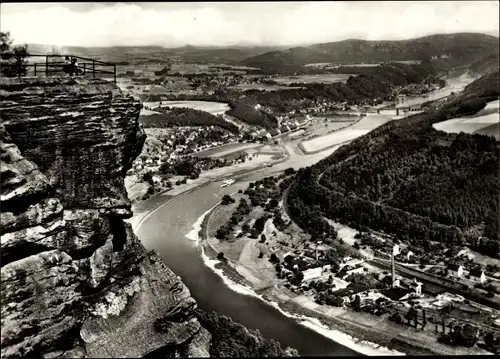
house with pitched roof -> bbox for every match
[447,264,464,278]
[409,278,423,295]
[279,125,290,133]
[269,128,281,137]
[469,269,486,284]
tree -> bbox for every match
[484,332,500,353]
[451,324,479,348]
[221,194,235,205]
[1,32,28,78]
[142,172,153,184]
[284,167,296,176]
[217,252,225,261]
[154,65,171,76]
[0,31,13,52]
[405,306,418,327]
[291,271,304,285]
[270,253,278,263]
[353,295,362,311]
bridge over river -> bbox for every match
[376,105,424,116]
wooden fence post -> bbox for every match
[92,61,95,78]
[113,64,116,83]
[45,56,48,77]
[83,63,86,75]
[34,63,37,76]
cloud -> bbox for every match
[0,1,498,47]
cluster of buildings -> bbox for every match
[249,115,313,140]
[430,53,451,61]
[131,126,236,173]
[446,264,487,284]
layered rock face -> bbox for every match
[0,77,210,358]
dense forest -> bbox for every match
[195,309,299,357]
[151,309,298,357]
[159,156,227,180]
[139,107,239,133]
[288,70,500,257]
[225,102,279,129]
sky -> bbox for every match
[1,1,499,48]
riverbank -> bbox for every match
[127,139,290,231]
[197,204,406,356]
[199,201,493,356]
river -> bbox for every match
[396,73,473,109]
[134,74,476,356]
[136,179,359,356]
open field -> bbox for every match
[206,201,305,290]
[208,64,260,71]
[433,99,499,139]
[230,83,302,91]
[119,62,255,75]
[193,142,250,158]
[304,63,379,68]
[273,74,354,85]
[352,114,393,130]
[304,118,357,138]
[142,100,230,115]
[204,143,262,158]
[140,108,162,116]
[117,78,195,98]
[304,61,421,68]
[474,123,499,138]
[302,129,370,152]
[300,114,392,153]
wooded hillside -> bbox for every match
[288,70,500,257]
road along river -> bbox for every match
[135,147,361,356]
[133,115,405,356]
[134,76,475,356]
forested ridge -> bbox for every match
[156,62,442,116]
[139,106,239,133]
[225,102,278,129]
[288,70,500,257]
[233,62,440,112]
[242,33,499,71]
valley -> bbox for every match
[1,3,499,358]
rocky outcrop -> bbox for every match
[0,77,211,359]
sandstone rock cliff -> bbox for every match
[0,77,210,358]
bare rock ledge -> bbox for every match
[0,77,210,359]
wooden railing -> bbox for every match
[1,54,117,83]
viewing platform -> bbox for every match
[1,53,117,83]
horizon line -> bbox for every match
[16,31,500,50]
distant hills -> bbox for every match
[241,33,500,70]
[25,43,285,65]
[25,33,499,71]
